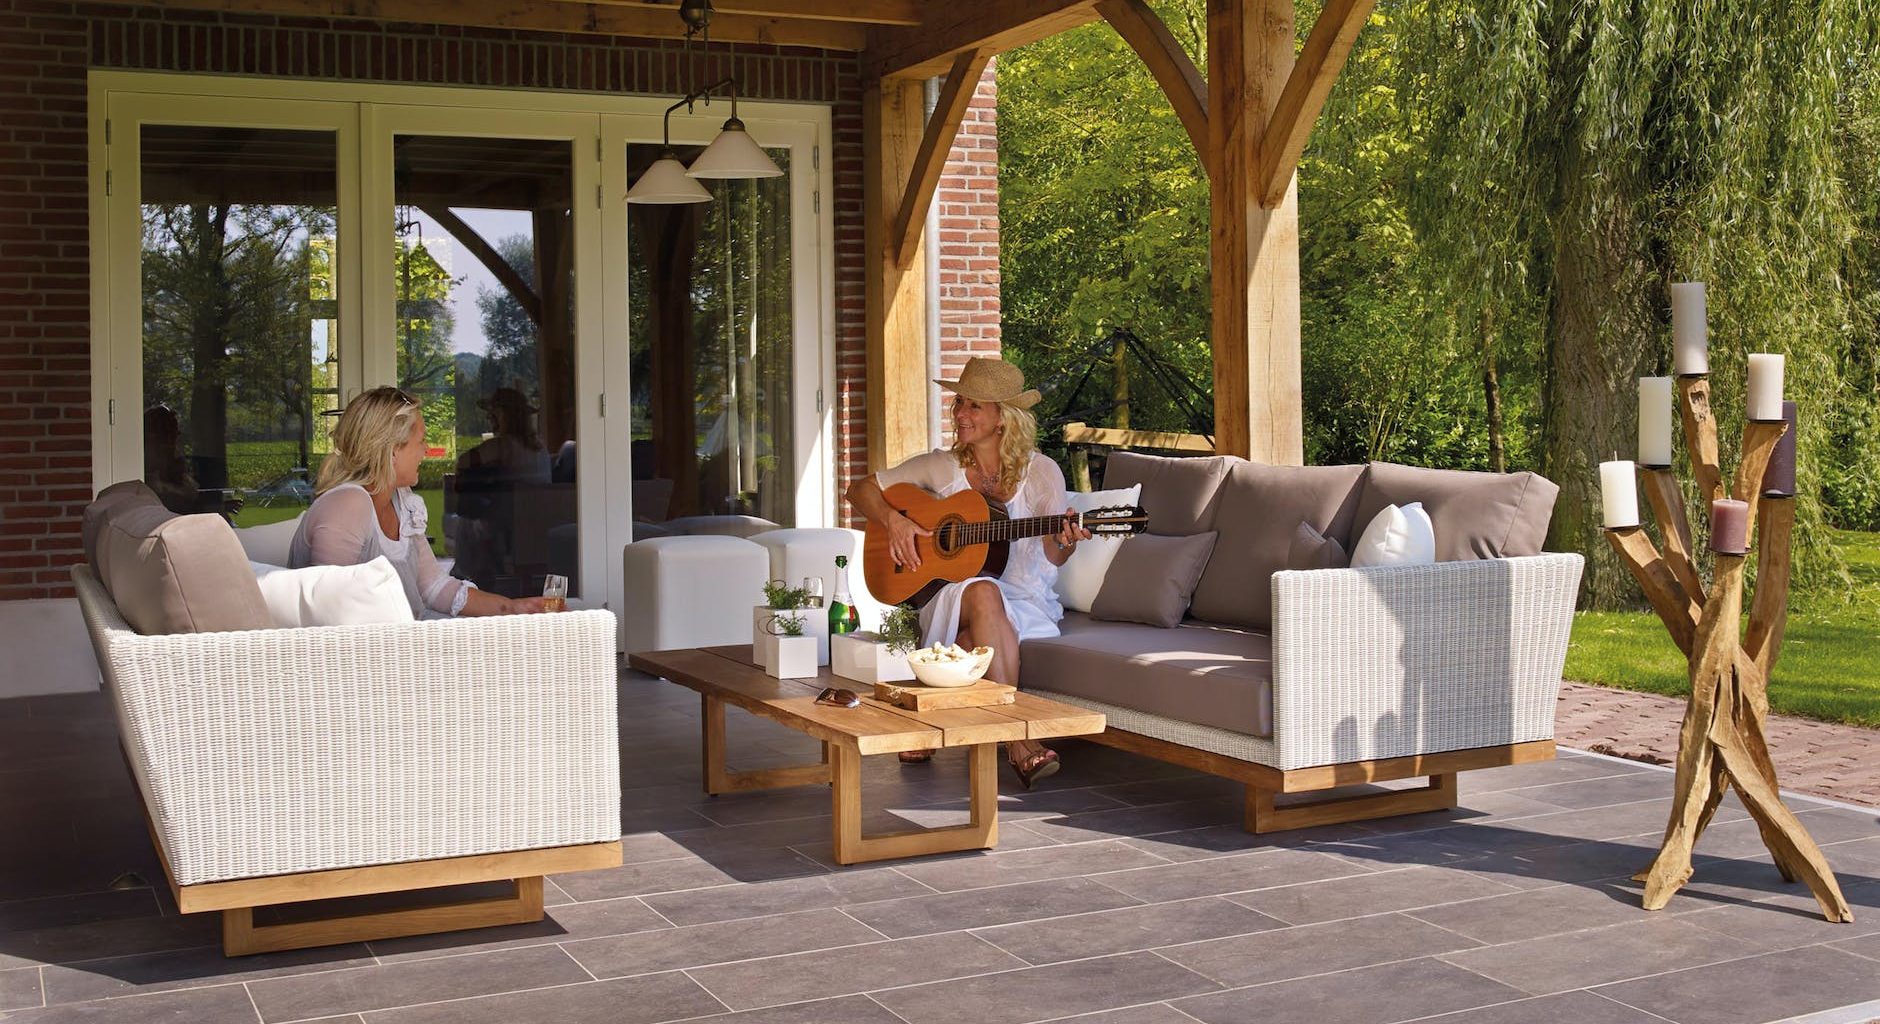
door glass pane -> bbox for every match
[393,134,576,598]
[139,125,338,524]
[627,144,795,528]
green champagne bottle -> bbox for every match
[829,555,861,635]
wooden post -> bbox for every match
[1607,380,1850,923]
[1208,0,1303,465]
[863,76,933,472]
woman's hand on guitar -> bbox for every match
[888,513,934,569]
[1054,509,1093,553]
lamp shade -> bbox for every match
[626,153,713,204]
[687,119,783,179]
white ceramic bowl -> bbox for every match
[907,647,994,687]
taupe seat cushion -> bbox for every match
[1356,462,1559,562]
[83,484,273,636]
[1102,451,1229,536]
[1188,461,1366,629]
[1021,612,1273,738]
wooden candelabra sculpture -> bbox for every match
[1605,374,1850,922]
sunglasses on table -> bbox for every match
[815,687,861,708]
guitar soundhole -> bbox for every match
[934,517,962,556]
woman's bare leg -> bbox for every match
[957,581,1049,767]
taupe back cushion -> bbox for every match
[1355,461,1559,562]
[1101,451,1229,536]
[82,480,161,570]
[85,486,273,635]
[1189,462,1367,629]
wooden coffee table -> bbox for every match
[629,645,1106,865]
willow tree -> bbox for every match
[1399,0,1879,606]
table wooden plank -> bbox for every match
[983,693,1108,740]
[907,705,1029,746]
[635,648,941,754]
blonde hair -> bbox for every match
[317,386,422,496]
[952,400,1038,494]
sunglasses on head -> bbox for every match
[815,687,860,708]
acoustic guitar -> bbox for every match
[862,483,1149,607]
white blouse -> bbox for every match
[288,483,473,618]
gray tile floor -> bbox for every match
[4,673,1880,1024]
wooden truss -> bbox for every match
[1605,375,1850,922]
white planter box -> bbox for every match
[831,631,915,685]
[754,605,830,666]
[759,631,819,679]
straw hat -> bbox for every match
[935,357,1040,410]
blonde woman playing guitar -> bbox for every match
[846,358,1090,787]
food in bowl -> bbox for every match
[906,643,995,687]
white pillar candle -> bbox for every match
[1600,460,1640,529]
[1638,376,1674,466]
[1671,282,1708,375]
[1747,353,1785,421]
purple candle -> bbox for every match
[1710,499,1749,555]
[1762,400,1798,497]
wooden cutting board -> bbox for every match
[873,679,1016,711]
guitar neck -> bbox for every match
[952,512,1074,547]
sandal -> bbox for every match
[898,749,934,764]
[1010,747,1059,790]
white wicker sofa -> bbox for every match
[1023,453,1583,833]
[74,482,622,956]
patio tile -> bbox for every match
[1087,773,1244,807]
[890,840,1169,892]
[552,847,826,902]
[1678,878,1880,949]
[1017,797,1242,845]
[0,983,261,1023]
[870,950,1221,1024]
[914,785,1135,821]
[1408,989,1668,1023]
[41,942,372,1004]
[0,890,159,933]
[360,970,724,1024]
[1051,1006,1210,1023]
[1830,930,1880,961]
[1593,945,1880,1024]
[1444,836,1664,890]
[563,907,885,979]
[687,931,1023,1010]
[1686,807,1880,861]
[1343,789,1581,835]
[1158,912,1479,988]
[1438,915,1762,996]
[0,966,41,1011]
[1173,955,1522,1024]
[1497,771,1676,811]
[1226,864,1522,926]
[647,994,906,1023]
[1090,846,1371,903]
[973,896,1282,965]
[0,911,221,972]
[843,876,1142,938]
[1458,754,1650,794]
[367,894,671,963]
[246,945,591,1022]
[1404,879,1693,944]
[638,866,927,927]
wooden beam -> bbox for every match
[1257,0,1375,207]
[864,77,932,471]
[570,0,924,26]
[1061,421,1214,453]
[133,0,867,48]
[1097,0,1211,177]
[863,0,1101,80]
[1209,0,1303,464]
[419,204,543,327]
[890,49,990,270]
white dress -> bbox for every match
[289,483,474,619]
[875,449,1068,647]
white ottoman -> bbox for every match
[749,527,887,632]
[622,535,770,654]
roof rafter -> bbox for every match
[862,0,1101,80]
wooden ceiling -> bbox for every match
[131,0,1107,80]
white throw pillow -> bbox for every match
[1054,483,1143,613]
[249,557,415,628]
[1350,501,1437,568]
[235,513,304,567]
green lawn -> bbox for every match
[1565,529,1880,728]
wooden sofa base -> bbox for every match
[162,838,622,957]
[1082,729,1555,834]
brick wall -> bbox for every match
[934,62,1003,450]
[0,2,998,597]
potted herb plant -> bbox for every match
[758,611,818,679]
[830,603,919,684]
[753,579,831,666]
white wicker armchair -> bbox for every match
[73,565,623,956]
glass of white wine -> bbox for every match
[541,573,568,613]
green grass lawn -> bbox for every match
[1565,529,1880,728]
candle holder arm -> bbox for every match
[1604,527,1699,656]
[1640,467,1706,604]
[1676,376,1726,504]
